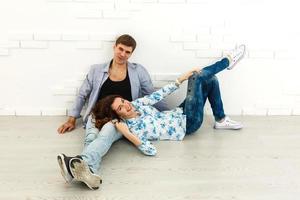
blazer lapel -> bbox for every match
[127,62,139,100]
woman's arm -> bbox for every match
[133,68,202,107]
[177,67,202,84]
[136,64,169,111]
[113,121,157,156]
[114,121,141,146]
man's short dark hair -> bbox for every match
[115,34,136,52]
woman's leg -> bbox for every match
[183,58,229,134]
[197,58,229,82]
[203,76,226,121]
[183,73,205,134]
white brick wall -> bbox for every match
[0,41,20,49]
[41,108,67,116]
[8,32,33,41]
[0,109,15,116]
[0,48,9,56]
[20,41,49,49]
[170,34,197,42]
[34,33,61,41]
[0,0,300,116]
[62,33,89,41]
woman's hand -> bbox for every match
[177,68,202,84]
[113,120,129,133]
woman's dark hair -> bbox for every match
[91,95,121,130]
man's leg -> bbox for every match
[57,115,105,184]
[83,115,101,149]
[66,122,122,190]
[81,122,122,173]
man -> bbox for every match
[57,34,169,190]
[57,34,168,133]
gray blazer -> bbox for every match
[68,61,169,124]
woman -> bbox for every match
[90,45,246,156]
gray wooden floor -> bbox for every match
[0,116,300,200]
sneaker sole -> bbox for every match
[227,45,246,70]
[69,158,102,190]
[214,125,243,130]
[57,154,73,183]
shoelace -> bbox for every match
[225,118,239,124]
[233,51,242,61]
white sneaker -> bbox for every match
[227,44,246,70]
[214,116,243,130]
[69,158,102,190]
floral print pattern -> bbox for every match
[124,83,186,143]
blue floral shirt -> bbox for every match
[124,83,186,141]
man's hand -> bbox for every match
[57,117,76,134]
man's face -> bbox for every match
[111,97,134,119]
[113,43,133,65]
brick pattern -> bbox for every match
[1,1,299,116]
[1,31,118,56]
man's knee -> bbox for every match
[85,133,97,145]
[97,122,121,141]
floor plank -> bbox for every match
[0,116,300,200]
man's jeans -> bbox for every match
[180,58,229,134]
[80,116,122,173]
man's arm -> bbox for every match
[57,66,95,134]
[134,66,202,109]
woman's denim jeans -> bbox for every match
[180,58,229,134]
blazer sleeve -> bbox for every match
[68,66,95,118]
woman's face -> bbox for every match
[111,97,134,119]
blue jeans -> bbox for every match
[180,58,229,134]
[80,116,122,173]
